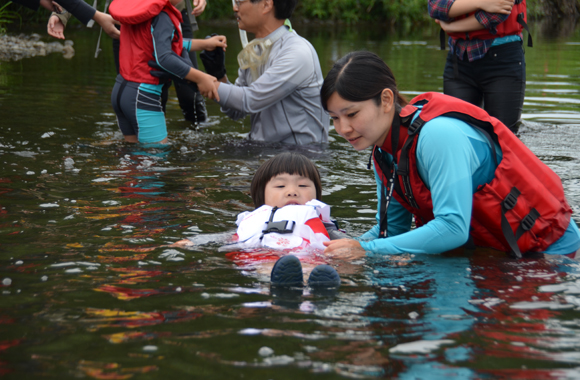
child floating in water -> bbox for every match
[175,152,343,289]
[109,0,227,144]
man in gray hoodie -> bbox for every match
[215,0,329,145]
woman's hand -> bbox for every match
[203,35,227,52]
[47,15,65,39]
[323,239,367,261]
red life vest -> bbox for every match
[448,0,527,41]
[373,92,572,257]
[109,0,183,85]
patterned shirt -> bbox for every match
[428,0,515,62]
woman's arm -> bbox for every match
[447,0,513,18]
[326,117,479,258]
[436,15,485,33]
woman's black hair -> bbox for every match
[320,51,407,111]
[250,152,322,208]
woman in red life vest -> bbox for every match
[320,51,580,260]
[109,0,226,144]
[429,0,530,133]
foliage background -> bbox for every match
[2,0,579,29]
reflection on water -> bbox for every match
[0,23,579,379]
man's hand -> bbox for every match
[323,239,367,261]
[47,15,65,39]
[93,11,120,39]
[192,0,207,16]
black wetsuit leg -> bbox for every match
[173,8,207,124]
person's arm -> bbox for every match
[326,118,478,258]
[447,0,514,18]
[151,12,218,100]
[436,15,485,33]
[191,0,206,16]
[187,35,227,52]
[428,0,456,21]
[216,38,316,115]
[11,0,43,11]
[429,0,513,31]
[51,0,95,25]
[92,11,120,39]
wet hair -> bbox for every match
[250,152,322,208]
[250,0,297,20]
[320,51,407,111]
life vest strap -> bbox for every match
[517,13,533,47]
[500,187,541,259]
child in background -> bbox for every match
[175,152,343,289]
[109,0,226,144]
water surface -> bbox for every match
[1,22,580,379]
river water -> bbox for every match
[0,21,579,379]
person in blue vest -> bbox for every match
[428,0,531,133]
[320,51,580,260]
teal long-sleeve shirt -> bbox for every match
[359,113,580,256]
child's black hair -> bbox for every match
[250,152,322,208]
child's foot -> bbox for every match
[271,255,303,287]
[308,265,340,288]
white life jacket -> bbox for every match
[235,200,332,251]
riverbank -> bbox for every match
[0,33,74,61]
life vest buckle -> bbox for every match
[408,118,425,135]
[261,206,296,238]
[503,187,521,211]
[262,220,295,235]
[520,208,540,232]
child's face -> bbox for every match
[264,173,317,209]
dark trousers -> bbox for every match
[112,15,205,123]
[443,41,526,133]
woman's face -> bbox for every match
[326,90,394,151]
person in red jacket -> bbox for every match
[429,0,530,133]
[109,0,225,144]
[320,51,580,260]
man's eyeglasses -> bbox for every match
[234,0,248,7]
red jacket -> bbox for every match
[373,92,571,257]
[110,0,183,84]
[447,0,527,41]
